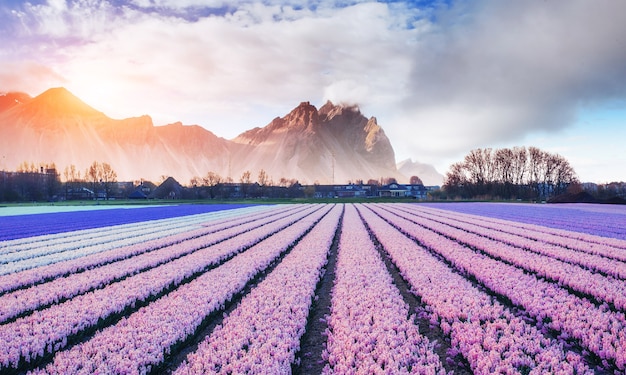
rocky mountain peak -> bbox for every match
[319,100,361,122]
[282,101,319,130]
[25,87,104,119]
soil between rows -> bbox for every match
[292,205,344,375]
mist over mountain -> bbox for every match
[0,87,443,185]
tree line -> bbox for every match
[443,146,578,200]
[1,161,118,202]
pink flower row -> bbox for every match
[0,205,296,296]
[174,205,342,374]
[0,206,303,324]
[359,205,593,374]
[404,204,626,266]
[427,204,626,250]
[29,205,333,375]
[0,205,322,371]
[383,204,626,311]
[369,204,626,371]
[322,205,445,375]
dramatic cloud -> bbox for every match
[391,1,626,170]
[1,0,626,182]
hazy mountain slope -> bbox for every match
[0,87,440,185]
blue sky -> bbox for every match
[1,0,625,183]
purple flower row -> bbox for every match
[0,205,297,296]
[322,205,445,374]
[0,206,249,254]
[0,204,255,241]
[368,204,626,371]
[174,205,342,374]
[408,205,626,261]
[428,202,626,240]
[383,204,626,311]
[397,204,626,280]
[0,206,302,324]
[359,205,593,374]
[0,205,323,371]
[29,205,333,375]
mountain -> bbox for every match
[0,87,437,184]
[0,88,230,181]
[0,92,32,113]
[231,101,399,184]
[397,158,444,186]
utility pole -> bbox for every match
[331,151,335,185]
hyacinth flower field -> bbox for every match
[1,203,625,374]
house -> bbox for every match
[378,183,408,198]
[378,183,428,199]
[149,177,184,199]
[405,184,428,199]
[128,188,148,199]
[312,184,370,199]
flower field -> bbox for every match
[1,202,625,374]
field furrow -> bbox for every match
[0,205,322,372]
[28,205,332,375]
[368,204,626,371]
[0,202,624,374]
[360,205,593,374]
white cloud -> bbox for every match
[2,0,626,182]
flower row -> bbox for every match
[174,205,342,374]
[0,205,296,295]
[0,206,244,254]
[322,205,445,374]
[0,207,278,275]
[407,204,626,260]
[29,205,333,374]
[0,205,305,324]
[427,202,626,241]
[368,204,626,370]
[359,205,593,374]
[0,205,324,371]
[381,204,626,311]
[0,204,255,241]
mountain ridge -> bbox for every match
[0,87,443,185]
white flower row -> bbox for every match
[404,204,626,262]
[29,205,333,375]
[0,206,262,252]
[0,205,323,371]
[0,205,305,324]
[368,204,626,371]
[322,205,445,375]
[0,207,277,274]
[381,204,626,311]
[359,205,593,374]
[0,205,296,295]
[1,212,216,259]
[174,205,342,374]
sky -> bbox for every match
[1,0,625,183]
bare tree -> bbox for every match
[240,170,252,198]
[409,175,423,185]
[202,171,222,199]
[257,169,269,186]
[100,163,118,200]
[85,161,118,200]
[444,146,577,200]
[86,162,100,198]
